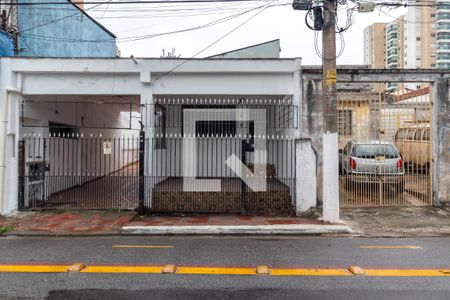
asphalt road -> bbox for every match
[0,236,449,299]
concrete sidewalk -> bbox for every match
[123,215,353,235]
[341,206,450,237]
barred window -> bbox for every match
[154,105,166,149]
[338,110,353,136]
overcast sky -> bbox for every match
[86,1,406,65]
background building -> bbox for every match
[0,0,117,58]
[436,0,450,69]
[364,0,449,91]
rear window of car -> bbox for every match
[352,144,399,158]
[414,129,424,140]
[406,129,415,140]
[395,128,406,140]
[423,129,430,141]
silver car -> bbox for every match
[339,140,404,193]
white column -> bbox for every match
[322,132,339,223]
[0,59,21,215]
[140,72,154,208]
[296,139,316,213]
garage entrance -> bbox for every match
[338,85,433,207]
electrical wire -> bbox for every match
[0,0,279,5]
[20,1,289,43]
[154,0,279,81]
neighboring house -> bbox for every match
[337,83,379,149]
[0,0,116,57]
[0,29,13,56]
[208,39,281,59]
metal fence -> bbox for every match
[19,133,140,210]
[145,136,296,215]
[19,134,296,215]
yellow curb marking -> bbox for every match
[347,266,365,275]
[270,268,350,276]
[364,269,448,277]
[0,265,69,273]
[0,265,449,277]
[67,263,85,272]
[360,246,422,249]
[112,245,174,249]
[177,267,256,275]
[82,266,164,273]
[256,265,270,275]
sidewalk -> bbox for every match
[3,207,449,237]
[0,211,352,236]
[0,211,136,235]
[341,206,450,237]
[123,215,352,235]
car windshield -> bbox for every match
[352,144,399,159]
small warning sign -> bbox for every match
[103,142,112,155]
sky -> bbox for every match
[86,1,407,65]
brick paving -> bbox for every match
[129,215,322,227]
[0,211,136,235]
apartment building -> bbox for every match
[364,0,449,91]
[437,0,450,69]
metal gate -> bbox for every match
[338,87,433,207]
[144,135,296,215]
[19,133,140,210]
[142,97,298,215]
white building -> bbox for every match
[0,57,329,219]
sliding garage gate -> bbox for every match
[338,87,433,207]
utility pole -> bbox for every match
[321,0,339,223]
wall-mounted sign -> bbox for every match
[103,142,112,155]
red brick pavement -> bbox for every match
[129,215,322,226]
[0,211,136,235]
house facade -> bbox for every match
[1,57,449,221]
[0,57,322,219]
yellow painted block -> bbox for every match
[256,265,270,275]
[347,266,366,275]
[162,264,177,274]
[67,263,85,272]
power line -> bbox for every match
[155,0,279,81]
[0,0,276,5]
[20,2,289,43]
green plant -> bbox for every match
[0,225,14,235]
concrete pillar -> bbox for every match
[140,72,154,209]
[296,139,316,213]
[0,59,21,215]
[301,79,323,206]
[433,78,450,205]
[322,132,339,223]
